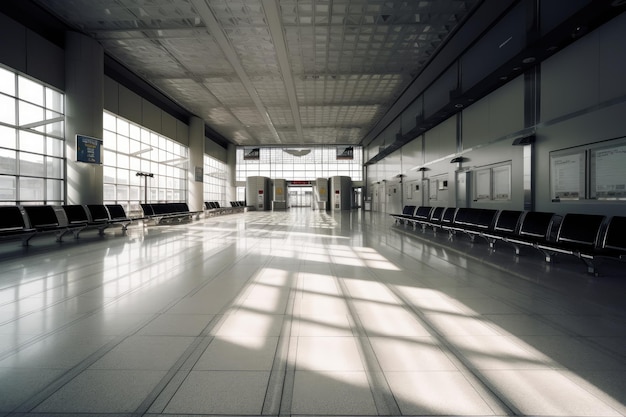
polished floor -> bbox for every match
[0,208,625,417]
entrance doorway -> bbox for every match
[288,186,312,207]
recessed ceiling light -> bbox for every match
[522,57,536,64]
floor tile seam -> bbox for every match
[210,240,277,317]
[0,237,228,330]
[390,224,626,317]
[476,298,626,365]
[277,265,311,416]
[0,248,168,305]
[387,226,556,300]
[5,413,135,417]
[555,368,626,415]
[369,275,517,417]
[331,268,402,416]
[143,336,216,414]
[262,284,299,415]
[155,238,258,300]
[132,332,219,415]
[0,244,227,362]
[387,226,626,346]
[0,258,110,297]
[378,218,623,380]
[138,244,288,414]
[5,308,175,415]
[0,231,139,281]
[6,284,227,415]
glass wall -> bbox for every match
[203,154,227,206]
[0,66,65,205]
[235,146,363,181]
[103,111,188,216]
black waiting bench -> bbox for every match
[0,204,142,247]
[1,205,89,246]
[62,204,137,237]
[204,201,246,216]
[204,201,232,216]
[140,202,203,224]
[392,205,626,276]
[0,206,37,245]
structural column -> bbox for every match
[65,31,104,204]
[226,143,237,203]
[188,116,205,212]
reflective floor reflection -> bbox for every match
[0,208,624,416]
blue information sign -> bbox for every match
[76,134,103,164]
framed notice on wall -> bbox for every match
[549,137,626,202]
[472,162,511,202]
[492,165,511,200]
[590,141,626,200]
[550,150,585,200]
[195,166,203,182]
[429,179,438,200]
[475,168,491,200]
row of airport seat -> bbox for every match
[204,201,246,216]
[1,201,251,248]
[391,205,626,275]
[139,202,203,224]
[0,204,134,246]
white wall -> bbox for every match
[366,12,626,217]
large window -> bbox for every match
[103,112,188,216]
[203,154,227,206]
[0,66,65,205]
[236,146,363,181]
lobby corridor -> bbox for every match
[0,209,624,417]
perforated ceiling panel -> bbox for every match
[33,0,480,146]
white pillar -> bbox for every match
[65,31,104,204]
[188,116,205,212]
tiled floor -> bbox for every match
[0,208,625,417]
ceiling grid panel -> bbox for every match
[32,0,482,146]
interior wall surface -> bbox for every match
[366,11,626,217]
[461,75,525,211]
[536,12,626,216]
[423,118,456,164]
[0,12,64,89]
[384,179,402,214]
[104,77,190,146]
[401,136,423,175]
[385,149,402,180]
[462,75,525,150]
[206,137,227,162]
